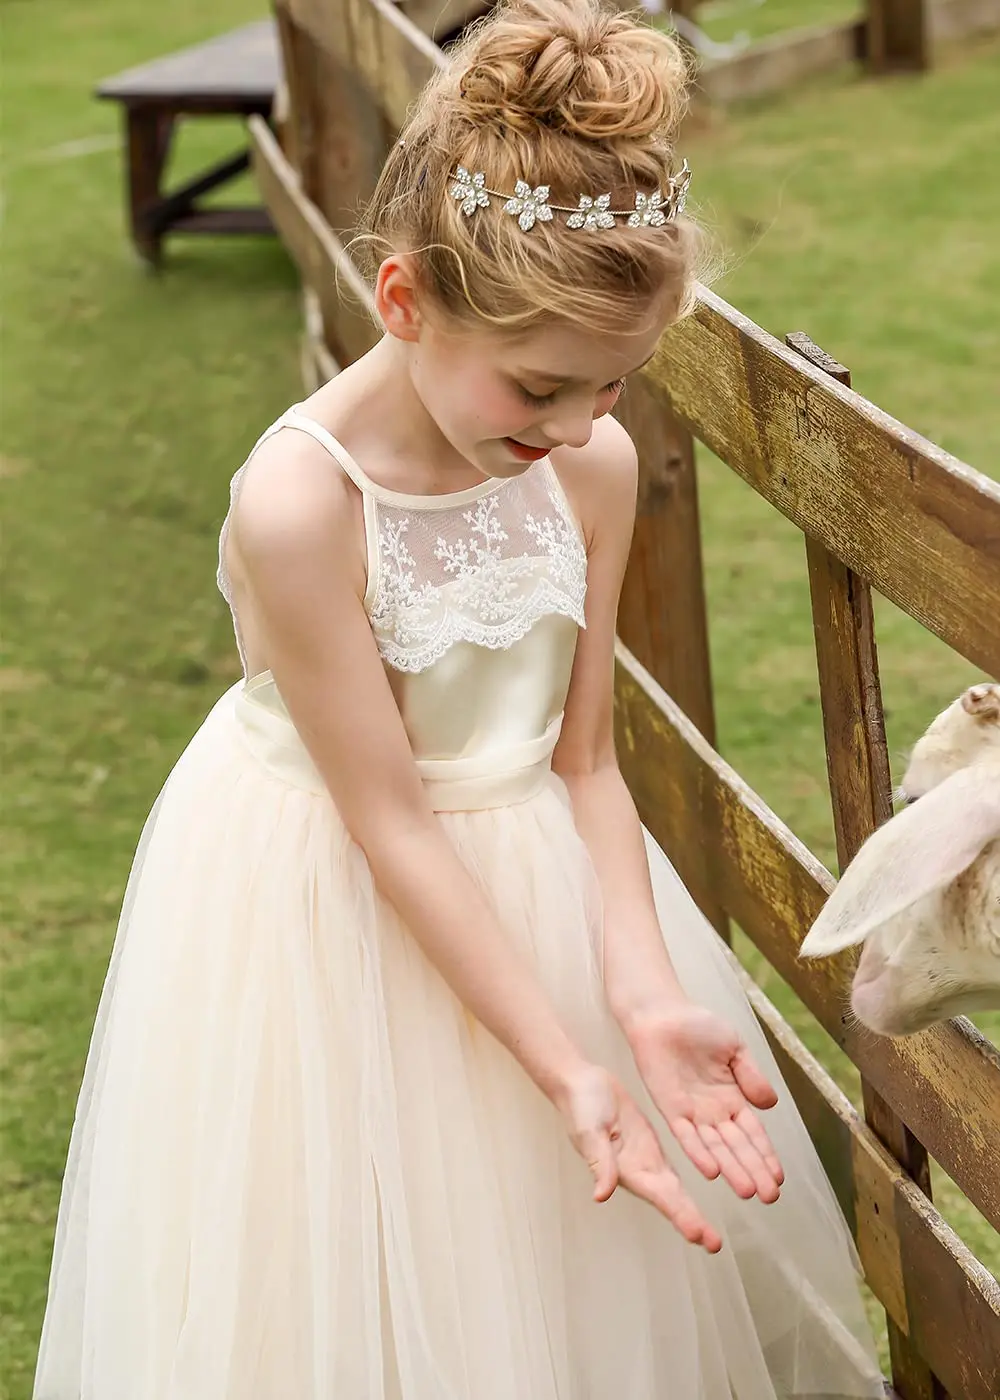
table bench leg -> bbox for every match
[125,107,175,266]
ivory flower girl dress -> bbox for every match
[34,406,886,1399]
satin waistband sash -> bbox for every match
[228,678,560,813]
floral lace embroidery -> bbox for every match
[433,497,536,624]
[369,466,587,673]
[371,516,435,620]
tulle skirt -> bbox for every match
[34,683,885,1399]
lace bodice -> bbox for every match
[217,407,588,780]
[365,468,586,672]
[217,407,588,678]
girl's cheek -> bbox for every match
[485,389,530,432]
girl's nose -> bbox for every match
[540,404,595,451]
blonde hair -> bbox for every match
[360,0,703,336]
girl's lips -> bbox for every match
[505,438,550,462]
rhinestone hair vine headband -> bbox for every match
[448,159,691,233]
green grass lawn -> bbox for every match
[3,0,998,1392]
[693,0,861,46]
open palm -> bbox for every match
[611,1085,724,1253]
[560,1065,722,1252]
[629,1004,785,1203]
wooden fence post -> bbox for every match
[867,0,930,71]
[787,332,946,1400]
[614,377,729,940]
[272,0,391,367]
[615,379,716,745]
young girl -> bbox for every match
[34,2,887,1395]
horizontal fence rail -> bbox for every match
[720,936,1000,1400]
[614,644,1000,1234]
[651,291,1000,678]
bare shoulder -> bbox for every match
[550,414,638,551]
[230,424,361,580]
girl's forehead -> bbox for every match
[492,317,665,383]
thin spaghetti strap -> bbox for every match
[282,408,376,496]
[279,408,381,611]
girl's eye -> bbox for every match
[519,387,556,408]
[518,379,625,409]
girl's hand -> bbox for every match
[557,1065,723,1253]
[627,1004,785,1204]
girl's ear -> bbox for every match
[799,767,1000,959]
[375,254,423,344]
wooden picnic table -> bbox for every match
[96,19,280,265]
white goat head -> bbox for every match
[799,683,1000,1036]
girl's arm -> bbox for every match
[233,435,586,1108]
[552,414,693,1026]
[552,415,784,1203]
[230,431,722,1246]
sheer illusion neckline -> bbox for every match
[285,405,545,511]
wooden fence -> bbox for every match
[651,0,1000,104]
[252,2,1000,1395]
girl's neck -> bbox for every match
[305,336,488,495]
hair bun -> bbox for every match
[457,0,689,143]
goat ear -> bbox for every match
[799,767,1000,959]
[961,683,1000,722]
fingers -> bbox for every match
[716,1118,781,1203]
[587,1129,620,1204]
[672,1113,783,1203]
[695,1123,757,1199]
[731,1044,779,1110]
[634,1169,723,1255]
[733,1105,785,1187]
[668,1117,722,1183]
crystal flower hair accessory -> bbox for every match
[449,160,691,232]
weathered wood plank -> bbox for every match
[320,0,442,135]
[930,0,1000,41]
[300,286,341,392]
[725,946,1000,1400]
[397,0,494,45]
[791,332,940,1397]
[249,116,379,366]
[614,376,716,743]
[869,0,931,70]
[613,641,1000,1235]
[808,528,941,1397]
[698,20,863,105]
[613,376,727,940]
[683,0,998,106]
[273,0,388,232]
[649,289,1000,677]
[96,19,279,104]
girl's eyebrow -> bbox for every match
[515,351,657,386]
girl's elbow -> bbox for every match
[553,750,622,787]
[340,788,437,868]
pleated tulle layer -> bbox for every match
[34,692,885,1399]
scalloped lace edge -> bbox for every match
[374,584,587,674]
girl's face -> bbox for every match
[377,257,673,480]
